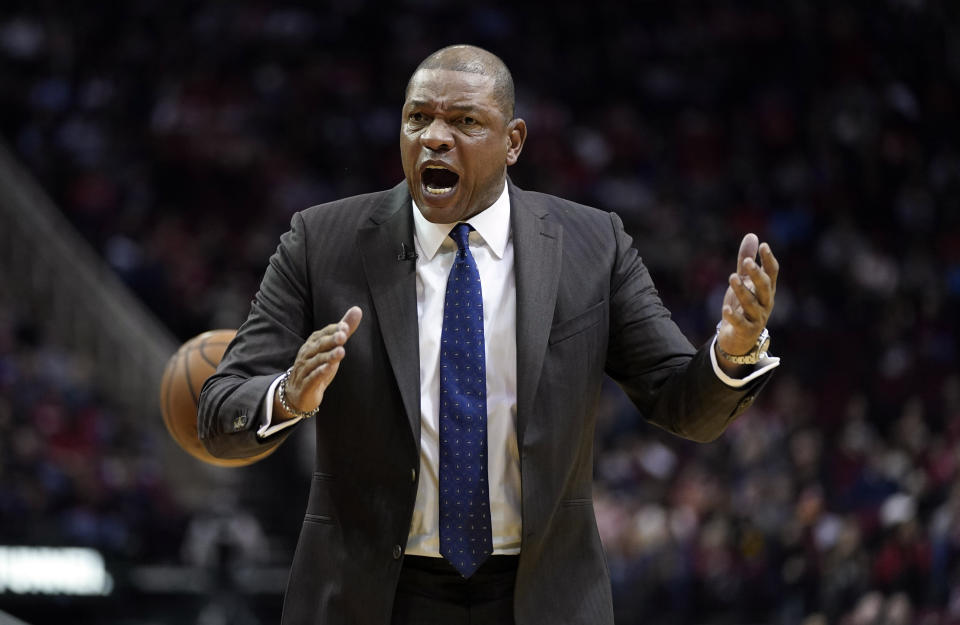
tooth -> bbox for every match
[427,186,452,194]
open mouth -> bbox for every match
[422,166,460,195]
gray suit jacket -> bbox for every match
[198,180,769,625]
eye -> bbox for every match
[408,112,427,124]
[461,116,477,126]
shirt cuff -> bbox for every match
[709,335,781,388]
[257,374,303,438]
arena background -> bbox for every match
[1,1,958,624]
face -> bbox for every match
[400,69,526,223]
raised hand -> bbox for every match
[716,234,779,365]
[275,306,363,421]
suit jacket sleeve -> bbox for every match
[604,212,770,442]
[197,211,314,458]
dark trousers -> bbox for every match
[391,555,518,625]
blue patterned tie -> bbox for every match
[439,223,493,578]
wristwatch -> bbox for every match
[715,323,771,365]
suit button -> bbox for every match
[233,413,248,431]
[411,468,417,483]
[393,544,402,560]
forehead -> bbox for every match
[404,69,499,111]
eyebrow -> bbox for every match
[405,99,486,114]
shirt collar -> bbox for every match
[412,181,511,261]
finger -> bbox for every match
[729,273,764,323]
[289,347,345,396]
[741,256,772,308]
[338,306,363,340]
[721,302,760,334]
[286,346,347,408]
[306,322,347,347]
[302,355,345,397]
[737,233,760,275]
[301,345,346,373]
[759,243,780,289]
[299,307,363,358]
[302,307,361,377]
[721,303,746,330]
[298,329,348,361]
[303,358,342,392]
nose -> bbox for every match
[420,119,453,152]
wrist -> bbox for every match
[276,368,320,420]
[272,391,298,423]
[713,340,752,376]
[715,323,771,366]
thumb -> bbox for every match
[338,306,363,340]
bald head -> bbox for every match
[406,45,516,120]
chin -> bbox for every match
[418,205,459,224]
[416,190,468,224]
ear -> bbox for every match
[505,118,527,166]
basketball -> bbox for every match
[160,329,277,467]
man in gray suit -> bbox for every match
[199,44,780,625]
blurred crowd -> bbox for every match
[0,298,185,563]
[0,0,958,623]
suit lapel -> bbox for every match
[357,183,421,444]
[510,182,562,447]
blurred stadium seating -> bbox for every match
[0,1,958,623]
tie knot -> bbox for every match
[449,223,472,253]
